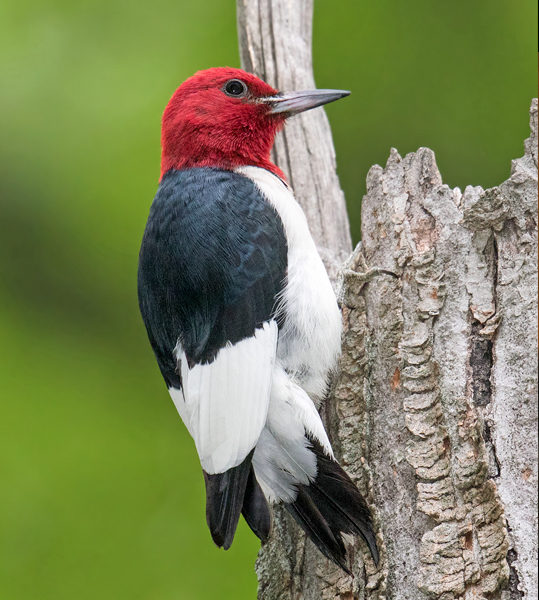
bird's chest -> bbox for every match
[235,166,342,399]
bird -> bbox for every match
[137,67,379,573]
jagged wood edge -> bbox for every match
[256,99,537,600]
[332,99,537,600]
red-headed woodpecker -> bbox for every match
[138,67,378,572]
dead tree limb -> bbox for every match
[237,2,538,598]
[236,0,352,279]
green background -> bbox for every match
[0,1,536,598]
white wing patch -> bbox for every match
[234,165,342,403]
[169,320,278,474]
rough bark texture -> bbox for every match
[236,0,352,279]
[237,3,537,599]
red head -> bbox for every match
[160,67,350,180]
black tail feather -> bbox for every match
[285,486,352,575]
[286,438,379,569]
[306,439,379,565]
[203,449,254,550]
[241,466,272,543]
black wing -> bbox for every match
[137,167,287,548]
[137,167,287,388]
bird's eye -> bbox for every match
[224,79,247,97]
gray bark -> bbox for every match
[236,0,352,279]
[236,3,538,599]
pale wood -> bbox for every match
[237,0,352,279]
[237,3,538,599]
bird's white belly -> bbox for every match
[235,166,342,401]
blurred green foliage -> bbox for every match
[0,0,536,598]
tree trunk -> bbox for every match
[236,3,538,599]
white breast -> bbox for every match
[235,166,342,402]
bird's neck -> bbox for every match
[160,149,286,181]
[160,120,286,181]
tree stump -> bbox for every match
[237,2,538,598]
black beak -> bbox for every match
[265,89,350,116]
